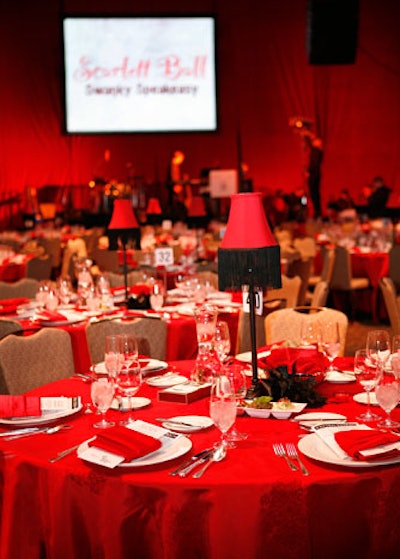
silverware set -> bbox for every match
[169,447,222,477]
[273,442,310,476]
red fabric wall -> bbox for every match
[0,0,399,213]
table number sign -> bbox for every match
[242,288,263,316]
[154,247,174,267]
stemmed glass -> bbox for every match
[104,335,123,380]
[320,321,341,373]
[214,321,231,364]
[90,379,115,429]
[149,281,164,312]
[366,330,391,373]
[375,366,400,429]
[225,364,248,442]
[353,348,380,422]
[300,319,321,349]
[209,374,238,449]
[57,276,73,307]
[116,334,142,426]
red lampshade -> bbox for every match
[188,196,206,217]
[146,198,162,215]
[108,199,139,229]
[220,192,277,249]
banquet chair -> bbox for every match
[61,238,88,278]
[309,281,329,308]
[38,237,62,270]
[0,319,22,340]
[265,275,301,308]
[92,248,119,273]
[379,277,400,335]
[26,255,52,281]
[293,236,317,260]
[235,311,268,354]
[0,278,39,299]
[103,270,150,288]
[196,271,219,290]
[286,258,313,305]
[308,245,335,288]
[85,318,167,364]
[264,306,348,356]
[0,329,75,394]
[389,245,400,292]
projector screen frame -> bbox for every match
[60,13,218,135]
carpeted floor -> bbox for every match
[344,316,392,357]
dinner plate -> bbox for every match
[78,431,192,468]
[235,350,272,363]
[353,392,379,406]
[110,397,151,411]
[146,374,187,387]
[161,415,214,433]
[325,370,356,383]
[245,402,307,419]
[91,359,168,375]
[0,402,83,427]
[298,432,400,468]
[36,310,86,327]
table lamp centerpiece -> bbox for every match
[218,192,281,399]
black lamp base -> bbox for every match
[245,379,266,400]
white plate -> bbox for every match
[161,415,214,433]
[325,370,356,383]
[110,397,151,411]
[298,432,400,468]
[353,392,379,406]
[36,310,86,326]
[245,402,307,419]
[235,350,272,363]
[146,374,188,387]
[0,403,83,427]
[294,412,347,423]
[91,359,168,375]
[78,431,192,468]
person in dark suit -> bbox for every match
[367,176,392,217]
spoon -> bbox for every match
[192,445,227,478]
[4,424,71,440]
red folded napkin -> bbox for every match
[0,297,30,315]
[0,395,41,418]
[88,426,161,461]
[258,347,326,379]
[334,429,400,461]
[37,310,68,322]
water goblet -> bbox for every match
[375,368,400,429]
[366,330,391,373]
[104,334,123,380]
[300,319,321,349]
[353,348,380,421]
[149,281,164,312]
[209,374,237,449]
[224,363,248,442]
[214,320,231,364]
[116,350,142,426]
[57,276,73,307]
[90,378,115,429]
[320,321,341,373]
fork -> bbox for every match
[286,442,310,476]
[273,443,298,471]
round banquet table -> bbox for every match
[0,359,400,559]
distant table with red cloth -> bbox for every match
[15,309,239,374]
[0,357,400,559]
[350,251,389,322]
[0,262,26,282]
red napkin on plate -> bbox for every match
[0,297,30,315]
[37,310,68,322]
[334,429,400,461]
[258,347,326,379]
[0,395,41,418]
[89,426,161,461]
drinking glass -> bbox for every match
[366,330,391,373]
[225,364,248,442]
[91,379,115,429]
[57,276,73,307]
[353,349,379,421]
[104,335,123,380]
[320,321,341,373]
[193,304,218,352]
[149,281,164,311]
[209,375,237,449]
[117,334,142,426]
[214,320,231,363]
[300,319,321,349]
[375,368,400,429]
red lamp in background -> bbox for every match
[146,197,163,225]
[218,193,281,398]
[108,198,140,303]
[187,195,208,229]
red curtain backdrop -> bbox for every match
[0,0,399,213]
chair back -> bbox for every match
[0,278,39,299]
[266,275,302,308]
[38,237,61,268]
[319,246,336,284]
[310,281,329,307]
[92,248,119,273]
[293,237,317,260]
[265,306,348,356]
[85,318,168,364]
[380,277,400,335]
[329,246,352,290]
[286,259,313,306]
[235,310,267,354]
[0,329,75,394]
[196,271,219,290]
[0,319,22,340]
[389,245,400,292]
[26,255,52,281]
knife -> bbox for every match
[0,427,39,438]
[156,417,202,429]
[169,448,213,476]
[178,450,214,478]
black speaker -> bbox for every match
[307,0,359,64]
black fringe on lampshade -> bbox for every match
[218,246,282,291]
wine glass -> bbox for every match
[149,281,164,312]
[214,321,231,363]
[57,276,73,307]
[91,378,115,429]
[320,321,341,373]
[116,335,142,426]
[224,364,248,442]
[209,374,238,449]
[300,319,320,349]
[366,330,391,373]
[375,367,400,429]
[353,348,380,421]
[104,335,123,380]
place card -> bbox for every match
[40,396,81,411]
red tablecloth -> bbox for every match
[0,358,400,559]
[0,262,26,282]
